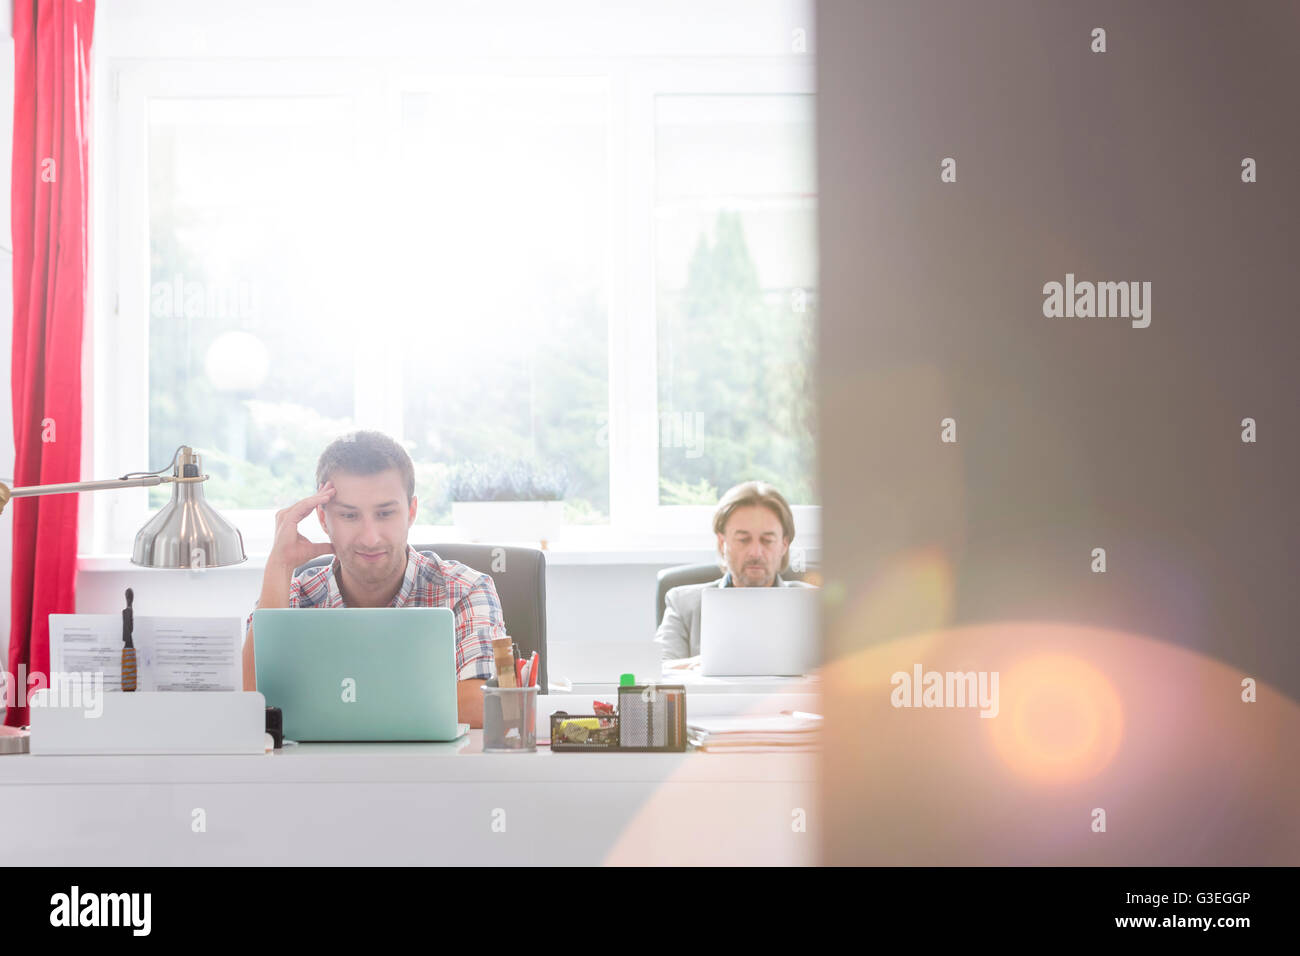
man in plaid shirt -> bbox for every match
[241,431,503,727]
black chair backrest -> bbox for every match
[295,543,548,692]
[655,563,723,630]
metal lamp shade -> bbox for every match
[131,456,247,569]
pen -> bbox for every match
[527,651,539,687]
[779,710,823,720]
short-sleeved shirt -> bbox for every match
[244,545,501,681]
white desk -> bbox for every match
[0,729,817,866]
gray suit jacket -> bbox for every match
[654,574,814,660]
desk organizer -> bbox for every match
[550,683,687,753]
[26,690,267,755]
[550,713,620,751]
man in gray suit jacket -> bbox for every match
[655,481,813,660]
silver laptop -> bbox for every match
[700,586,820,676]
[253,607,467,741]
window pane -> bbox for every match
[397,82,610,524]
[146,83,612,525]
[148,97,364,510]
[655,94,818,506]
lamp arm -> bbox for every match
[0,474,206,516]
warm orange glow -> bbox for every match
[823,546,955,692]
[985,654,1123,784]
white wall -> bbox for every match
[74,559,666,644]
[94,0,813,58]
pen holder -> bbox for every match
[481,678,538,752]
[617,684,688,752]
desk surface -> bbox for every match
[0,731,818,865]
[0,730,815,784]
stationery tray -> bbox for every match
[549,713,621,751]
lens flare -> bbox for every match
[985,653,1124,785]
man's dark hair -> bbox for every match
[315,431,415,503]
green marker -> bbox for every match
[619,673,635,687]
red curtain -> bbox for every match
[5,0,95,727]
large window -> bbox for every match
[145,79,610,527]
[148,96,365,515]
[102,58,816,552]
[654,94,817,506]
[396,81,610,525]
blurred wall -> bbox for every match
[817,0,1299,864]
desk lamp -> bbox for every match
[0,444,246,569]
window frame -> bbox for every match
[92,55,818,557]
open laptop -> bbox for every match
[700,586,820,676]
[252,607,467,741]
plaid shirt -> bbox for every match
[245,545,501,681]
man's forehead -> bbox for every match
[324,470,407,504]
[725,505,783,534]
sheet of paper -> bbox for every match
[666,669,818,685]
[49,614,124,690]
[141,617,241,691]
[48,614,241,692]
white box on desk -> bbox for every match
[27,690,267,755]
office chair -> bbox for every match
[654,561,815,631]
[295,543,549,692]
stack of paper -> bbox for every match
[49,615,242,692]
[687,713,822,753]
